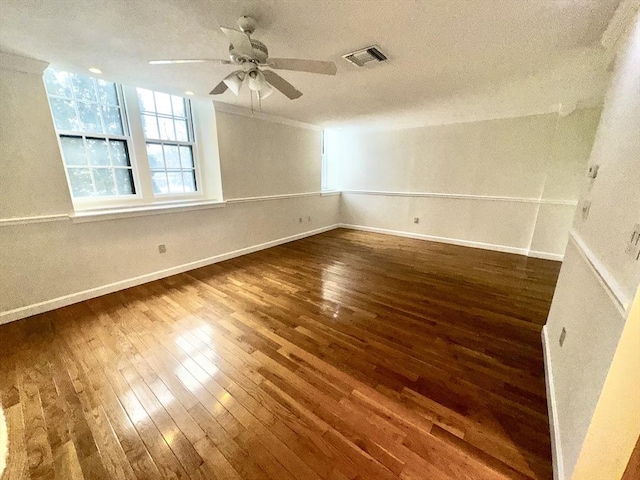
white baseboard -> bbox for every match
[339,223,532,256]
[0,224,339,325]
[542,325,565,480]
[1,223,563,325]
[528,250,565,261]
[339,224,565,260]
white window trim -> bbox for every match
[135,87,203,201]
[50,82,146,210]
[46,71,213,212]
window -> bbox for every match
[44,68,210,210]
[44,69,135,198]
[137,89,198,195]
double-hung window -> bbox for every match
[44,69,136,199]
[136,89,198,195]
[44,67,205,210]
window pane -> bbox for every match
[158,116,175,140]
[96,79,118,105]
[166,172,183,193]
[93,168,116,196]
[146,144,164,169]
[155,92,172,115]
[175,119,188,141]
[164,145,180,169]
[171,96,185,117]
[70,73,96,102]
[44,69,72,98]
[142,114,159,139]
[86,138,110,166]
[50,98,78,130]
[151,171,169,194]
[114,169,135,195]
[67,168,93,197]
[183,171,196,192]
[60,136,87,165]
[77,102,102,133]
[137,88,155,112]
[109,140,130,166]
[102,106,124,135]
[179,146,193,168]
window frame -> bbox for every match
[136,88,202,200]
[46,76,145,209]
[45,68,208,211]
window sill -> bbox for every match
[70,199,226,223]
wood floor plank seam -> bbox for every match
[0,229,559,479]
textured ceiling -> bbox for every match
[0,0,620,127]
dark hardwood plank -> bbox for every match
[0,229,560,479]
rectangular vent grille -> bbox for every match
[342,45,388,67]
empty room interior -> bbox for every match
[1,1,639,479]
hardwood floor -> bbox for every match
[0,228,561,480]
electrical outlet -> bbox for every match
[587,164,599,179]
[559,327,567,347]
[158,244,166,254]
[413,217,419,224]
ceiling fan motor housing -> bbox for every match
[229,38,268,64]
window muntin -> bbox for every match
[44,68,136,198]
[136,88,198,195]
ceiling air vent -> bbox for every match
[342,45,388,67]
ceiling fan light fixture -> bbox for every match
[247,69,267,91]
[223,71,245,95]
[258,83,273,99]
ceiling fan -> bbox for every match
[149,16,337,100]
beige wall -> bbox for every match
[570,287,640,480]
[0,56,73,218]
[327,109,600,258]
[545,11,640,479]
[0,61,339,322]
[217,111,322,199]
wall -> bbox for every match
[0,53,73,218]
[543,11,640,480]
[216,110,322,199]
[0,56,340,323]
[326,109,600,259]
[569,287,640,480]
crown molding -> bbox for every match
[0,51,49,75]
[212,101,322,131]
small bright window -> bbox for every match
[137,88,198,195]
[44,68,135,198]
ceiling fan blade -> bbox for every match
[263,70,303,99]
[266,58,337,75]
[149,59,231,65]
[209,81,228,95]
[220,27,254,57]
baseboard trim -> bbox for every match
[0,224,340,325]
[542,325,565,480]
[1,223,564,324]
[528,250,565,261]
[340,223,536,256]
[339,224,564,260]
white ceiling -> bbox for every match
[0,0,621,127]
